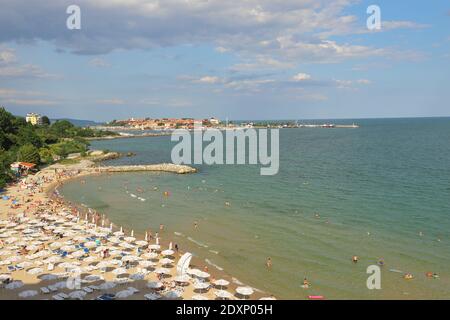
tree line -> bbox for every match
[0,107,116,189]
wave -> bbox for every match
[174,232,185,237]
[187,237,209,248]
[205,258,224,271]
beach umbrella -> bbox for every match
[124,236,136,243]
[196,271,210,279]
[5,281,24,290]
[147,281,163,290]
[144,293,162,300]
[110,223,113,231]
[215,290,233,300]
[122,255,140,262]
[68,290,87,300]
[145,232,148,241]
[84,241,97,248]
[18,290,38,298]
[259,296,277,300]
[131,230,134,237]
[135,240,148,247]
[193,282,210,291]
[141,252,158,260]
[148,244,160,251]
[119,242,135,249]
[174,275,190,284]
[39,274,58,281]
[115,289,135,299]
[236,286,254,298]
[138,260,156,268]
[154,268,170,275]
[192,294,210,300]
[27,267,44,275]
[112,267,127,275]
[160,258,174,266]
[164,290,181,300]
[161,249,174,256]
[108,237,121,244]
[213,279,230,289]
[98,281,117,290]
[130,273,146,281]
[83,275,104,283]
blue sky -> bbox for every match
[0,0,449,121]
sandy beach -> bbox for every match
[0,157,273,300]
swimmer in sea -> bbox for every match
[194,221,198,229]
[266,257,272,269]
[352,255,358,263]
[404,273,414,280]
[377,258,385,266]
[302,277,310,289]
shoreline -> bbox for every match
[0,156,271,300]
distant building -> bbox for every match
[209,117,220,125]
[25,113,43,125]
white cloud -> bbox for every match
[196,76,221,84]
[292,73,312,81]
[96,98,125,105]
[89,58,111,68]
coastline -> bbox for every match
[0,154,270,300]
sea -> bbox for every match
[60,118,450,299]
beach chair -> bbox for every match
[52,294,64,300]
[40,287,50,294]
[82,287,94,293]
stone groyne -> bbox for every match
[90,163,197,174]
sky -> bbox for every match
[0,0,449,122]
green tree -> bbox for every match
[16,144,41,164]
[41,116,51,126]
[16,125,42,148]
[51,120,75,137]
[39,148,53,164]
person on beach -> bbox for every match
[175,243,179,252]
[194,221,198,229]
[160,224,164,231]
[352,255,358,263]
[302,277,310,289]
[266,257,272,269]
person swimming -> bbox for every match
[302,277,310,289]
[266,257,272,269]
[352,255,359,263]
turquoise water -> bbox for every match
[60,118,450,299]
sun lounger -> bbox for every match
[40,287,50,294]
[82,287,94,293]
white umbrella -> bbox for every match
[174,275,190,283]
[19,290,38,298]
[260,296,277,300]
[192,294,210,300]
[236,286,254,298]
[138,261,156,268]
[196,271,210,279]
[124,236,136,243]
[160,258,174,266]
[115,289,135,299]
[27,267,44,275]
[141,252,158,260]
[98,281,116,290]
[112,267,127,275]
[144,293,162,300]
[213,279,230,288]
[215,290,233,299]
[147,281,163,289]
[122,255,140,262]
[69,290,87,300]
[84,241,97,248]
[164,290,181,299]
[135,240,148,247]
[161,249,174,256]
[6,281,24,290]
[194,282,210,291]
[148,244,160,251]
[154,268,170,275]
